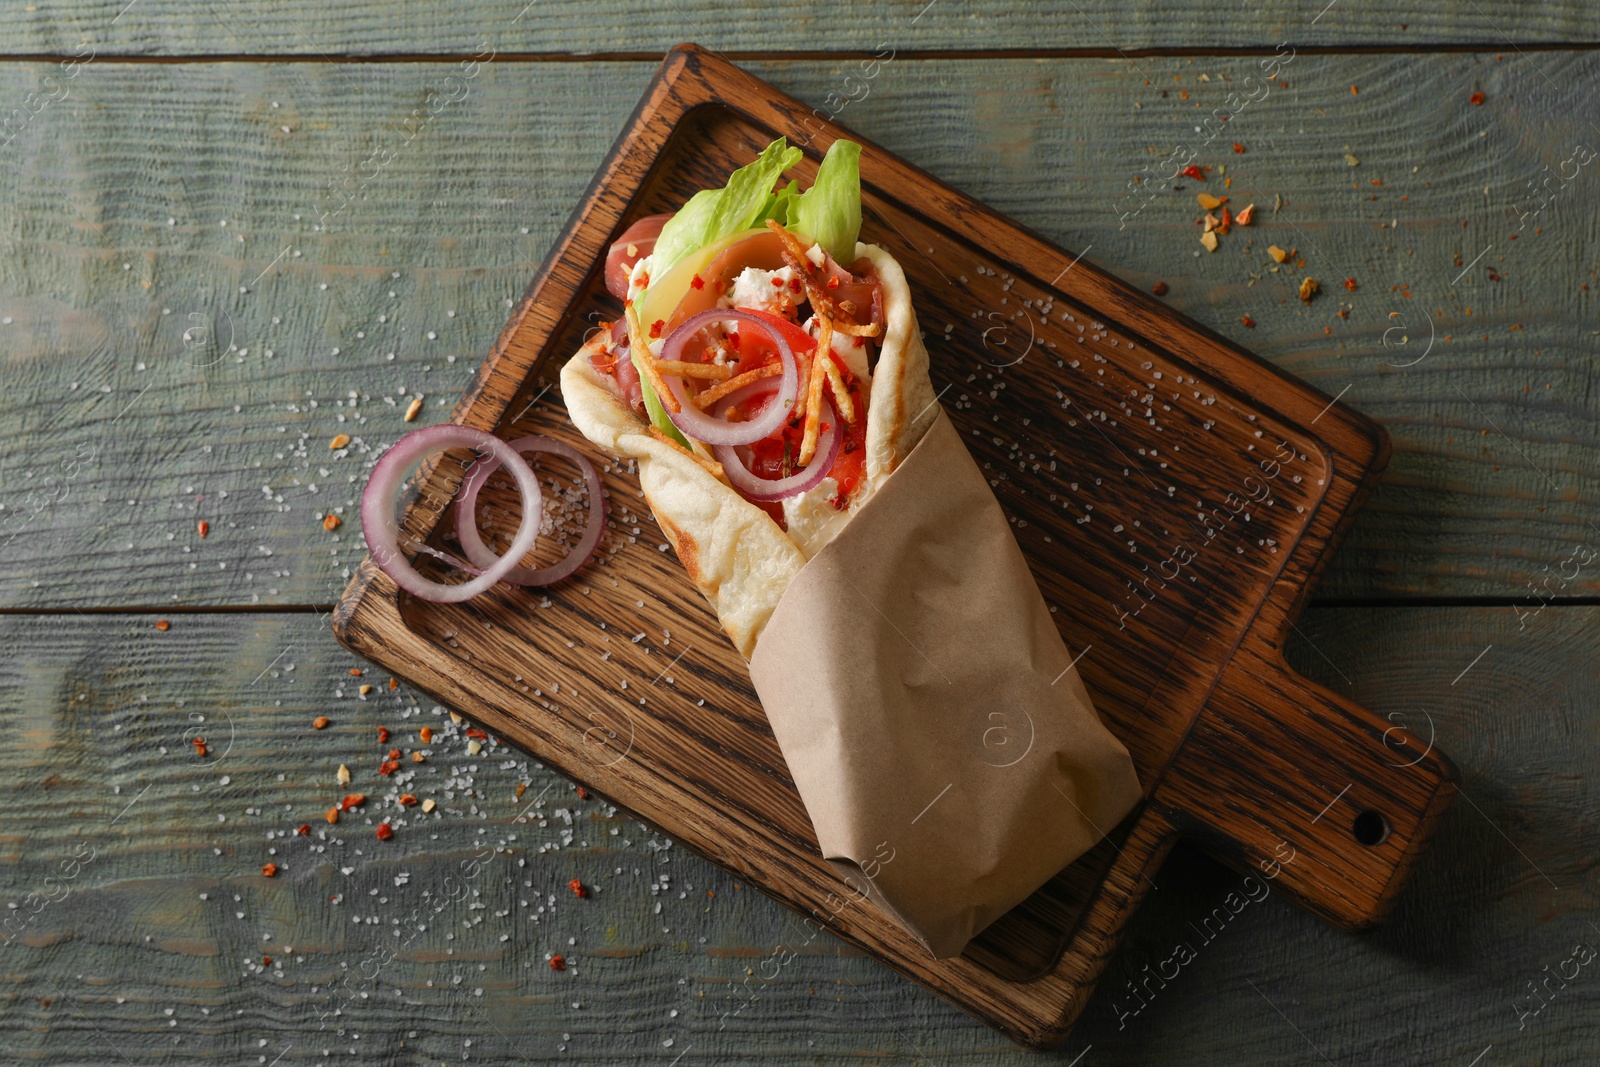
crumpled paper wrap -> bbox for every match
[749,409,1144,958]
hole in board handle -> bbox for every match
[1352,809,1390,846]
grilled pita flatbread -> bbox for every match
[560,243,936,658]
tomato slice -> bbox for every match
[723,308,870,512]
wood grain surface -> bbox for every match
[0,8,1595,1063]
[0,606,1590,1064]
[2,52,1597,610]
[2,1,1598,54]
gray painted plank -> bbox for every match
[0,606,1592,1063]
[6,1,1600,55]
[0,54,1597,608]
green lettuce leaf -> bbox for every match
[650,138,803,281]
[790,139,862,264]
[632,346,690,449]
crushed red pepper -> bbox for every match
[192,737,207,756]
[377,727,390,744]
[375,822,394,841]
[262,863,277,877]
[569,879,588,898]
[549,954,566,971]
[155,619,171,632]
[1180,164,1206,182]
[197,520,209,539]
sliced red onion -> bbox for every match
[712,383,841,502]
[361,426,544,603]
[655,309,799,447]
[454,435,607,586]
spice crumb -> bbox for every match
[549,955,566,971]
[261,863,278,878]
[155,619,171,632]
[375,822,394,841]
[323,514,342,531]
[421,798,437,813]
[329,434,351,450]
[1299,277,1320,302]
[569,879,588,898]
[336,763,351,785]
[403,397,423,422]
[313,716,330,730]
[197,520,209,539]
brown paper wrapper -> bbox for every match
[749,409,1144,958]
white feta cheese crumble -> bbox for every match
[802,315,873,386]
[804,242,826,267]
[720,266,796,317]
[625,254,654,304]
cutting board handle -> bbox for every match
[1154,646,1458,931]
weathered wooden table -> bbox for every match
[1,5,1597,1064]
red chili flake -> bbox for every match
[569,879,588,898]
[155,619,171,632]
[387,748,400,761]
[826,276,840,290]
[340,793,367,811]
[419,726,433,743]
[769,276,783,288]
[575,786,589,799]
[348,668,362,677]
[549,954,566,971]
[465,728,489,740]
[637,272,649,289]
[375,822,394,841]
[1180,165,1206,182]
[1240,315,1256,328]
[388,678,398,691]
[689,274,705,290]
[197,520,209,539]
[1151,281,1170,296]
[648,319,665,339]
[192,737,207,756]
[1470,91,1485,105]
[398,794,419,807]
[789,277,803,294]
[376,727,390,744]
[1232,143,1245,154]
[378,760,400,777]
[296,824,311,835]
[1344,277,1358,291]
[261,863,278,877]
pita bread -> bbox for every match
[561,242,937,659]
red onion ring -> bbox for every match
[454,435,608,586]
[656,309,799,447]
[361,426,544,603]
[711,383,842,502]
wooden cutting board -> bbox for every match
[333,45,1458,1049]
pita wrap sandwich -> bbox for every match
[561,138,1142,957]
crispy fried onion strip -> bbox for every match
[691,362,784,410]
